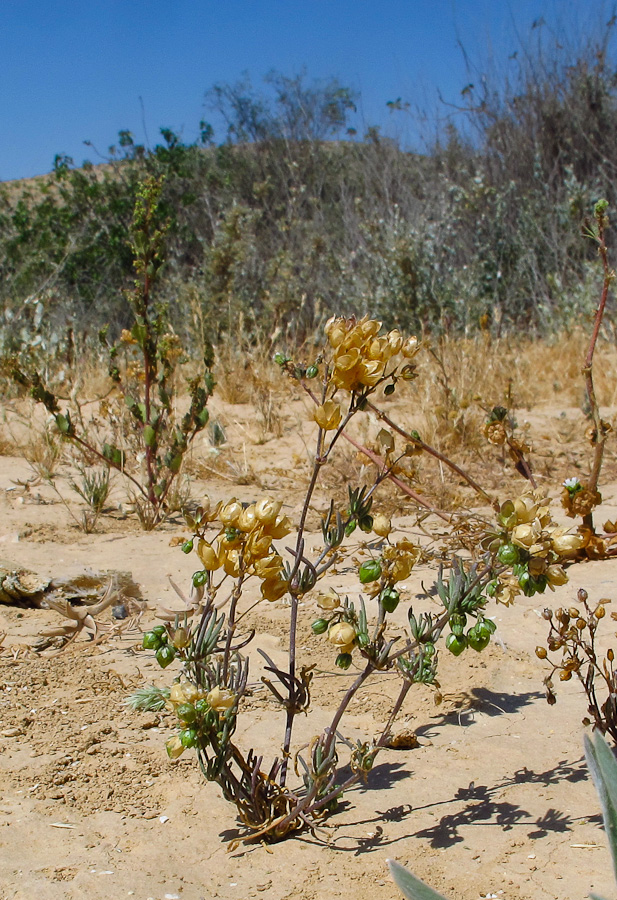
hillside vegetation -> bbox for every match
[2,24,617,365]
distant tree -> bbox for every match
[206,70,358,144]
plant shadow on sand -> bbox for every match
[410,687,543,741]
[409,756,600,849]
[314,756,600,855]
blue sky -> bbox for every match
[0,0,613,181]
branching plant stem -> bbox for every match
[583,204,614,525]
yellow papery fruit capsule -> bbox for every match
[537,506,552,527]
[328,621,356,652]
[220,499,243,527]
[197,539,221,570]
[396,538,418,554]
[182,682,203,703]
[551,530,585,555]
[265,515,293,539]
[401,336,419,358]
[246,529,273,560]
[254,553,284,579]
[358,359,383,387]
[528,556,547,576]
[513,494,541,524]
[332,363,361,391]
[172,627,190,649]
[358,316,381,339]
[334,347,361,371]
[340,327,365,351]
[390,555,415,582]
[511,521,541,549]
[222,548,241,577]
[206,686,235,712]
[372,514,392,538]
[316,588,341,610]
[313,400,342,431]
[166,735,186,759]
[386,329,403,355]
[169,682,188,705]
[255,497,282,524]
[528,541,551,560]
[237,504,257,532]
[367,337,387,360]
[325,316,347,348]
[260,577,289,602]
[546,564,568,587]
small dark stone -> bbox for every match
[112,604,128,620]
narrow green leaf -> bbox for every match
[585,732,617,886]
[388,860,449,900]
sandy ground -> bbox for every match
[1,396,617,900]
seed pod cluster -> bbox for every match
[539,590,616,739]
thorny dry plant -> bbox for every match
[34,578,146,653]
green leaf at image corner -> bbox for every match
[388,859,448,900]
[585,732,617,890]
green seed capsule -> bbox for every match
[380,588,400,613]
[192,570,208,587]
[359,559,382,584]
[446,633,467,656]
[181,539,194,554]
[467,629,490,652]
[306,365,319,379]
[180,727,198,748]
[450,612,467,637]
[155,645,176,668]
[311,618,329,635]
[497,543,520,566]
[151,625,167,638]
[336,652,353,670]
[176,702,197,724]
[142,631,163,651]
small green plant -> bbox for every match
[9,175,215,529]
[389,731,617,900]
[70,466,111,533]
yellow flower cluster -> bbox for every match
[324,315,418,393]
[196,496,293,601]
[503,491,584,557]
[493,491,584,605]
[165,681,236,759]
[382,538,421,583]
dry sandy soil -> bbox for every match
[1,393,617,900]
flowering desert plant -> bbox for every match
[134,314,582,842]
